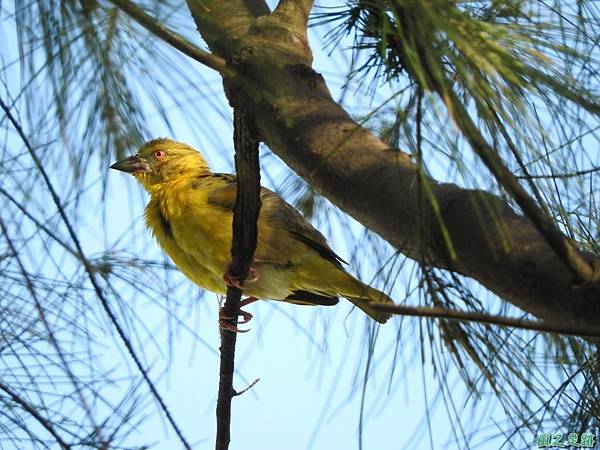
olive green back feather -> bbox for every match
[205,173,346,268]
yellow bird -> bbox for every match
[111,138,394,330]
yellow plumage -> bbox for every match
[111,138,394,323]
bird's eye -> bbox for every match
[154,150,165,159]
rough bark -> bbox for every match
[186,0,600,328]
[215,109,261,450]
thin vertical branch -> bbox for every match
[215,108,261,450]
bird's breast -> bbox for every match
[145,184,233,291]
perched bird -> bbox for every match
[111,138,394,330]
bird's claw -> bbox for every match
[223,273,244,289]
[238,309,253,324]
[219,319,250,333]
[219,306,254,333]
[246,267,259,283]
[223,265,260,289]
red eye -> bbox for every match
[154,150,165,159]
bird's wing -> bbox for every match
[284,290,339,306]
[201,173,237,209]
[205,173,346,268]
[266,192,347,268]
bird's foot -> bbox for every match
[219,319,249,334]
[219,309,251,333]
[246,267,259,283]
[218,297,259,333]
[223,265,260,289]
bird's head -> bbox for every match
[110,138,210,190]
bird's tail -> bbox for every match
[337,275,395,324]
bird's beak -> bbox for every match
[110,155,150,174]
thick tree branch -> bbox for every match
[243,0,270,16]
[441,85,598,283]
[274,0,314,28]
[215,109,261,450]
[186,1,600,329]
[185,0,257,57]
[109,0,229,75]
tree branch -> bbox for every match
[274,0,314,28]
[185,2,600,329]
[441,85,598,283]
[215,109,261,450]
[185,0,258,56]
[370,303,600,339]
[243,0,270,16]
[109,0,230,75]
